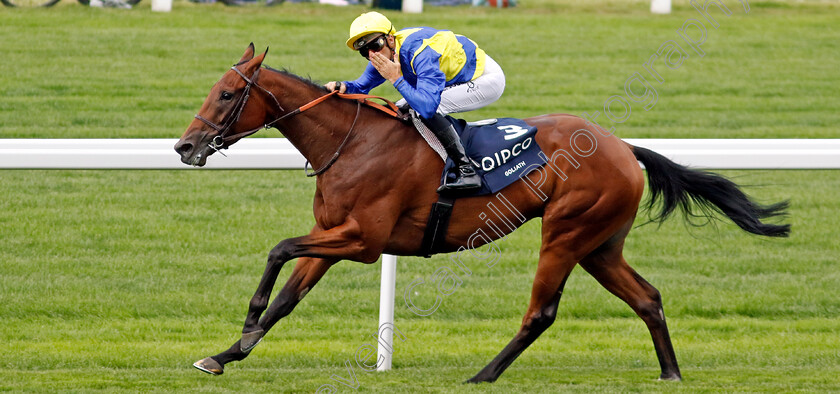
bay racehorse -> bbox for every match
[174,44,790,383]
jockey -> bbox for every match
[326,12,506,194]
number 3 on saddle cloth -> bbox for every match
[439,117,545,196]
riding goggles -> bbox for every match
[355,34,387,59]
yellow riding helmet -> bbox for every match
[346,12,397,50]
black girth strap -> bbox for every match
[419,195,456,258]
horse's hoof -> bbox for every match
[658,373,682,381]
[464,375,494,384]
[193,357,223,375]
[240,329,265,353]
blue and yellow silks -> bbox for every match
[344,27,486,119]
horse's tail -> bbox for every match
[630,144,791,237]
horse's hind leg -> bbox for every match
[579,237,682,381]
[467,247,577,383]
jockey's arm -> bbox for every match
[343,63,386,94]
[392,51,446,119]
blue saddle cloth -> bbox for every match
[441,117,545,196]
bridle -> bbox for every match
[194,64,400,176]
[194,66,286,156]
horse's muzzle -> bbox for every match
[174,137,210,167]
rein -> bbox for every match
[194,65,402,176]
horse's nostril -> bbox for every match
[176,142,194,156]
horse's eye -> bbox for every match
[220,91,234,101]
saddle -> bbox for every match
[407,111,545,257]
[408,110,544,196]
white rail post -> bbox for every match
[402,0,422,13]
[377,254,398,371]
[651,0,671,14]
[151,0,172,12]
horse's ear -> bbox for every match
[241,47,268,76]
[254,47,268,64]
[239,43,256,64]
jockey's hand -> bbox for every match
[325,81,346,93]
[370,52,401,83]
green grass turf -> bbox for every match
[1,0,839,392]
[1,0,838,139]
[0,169,838,392]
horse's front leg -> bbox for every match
[194,220,374,375]
[193,256,335,375]
[240,221,372,346]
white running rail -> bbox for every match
[2,138,839,169]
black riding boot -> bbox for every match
[422,114,482,194]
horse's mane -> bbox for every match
[261,65,330,93]
[259,65,410,125]
[256,65,409,127]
